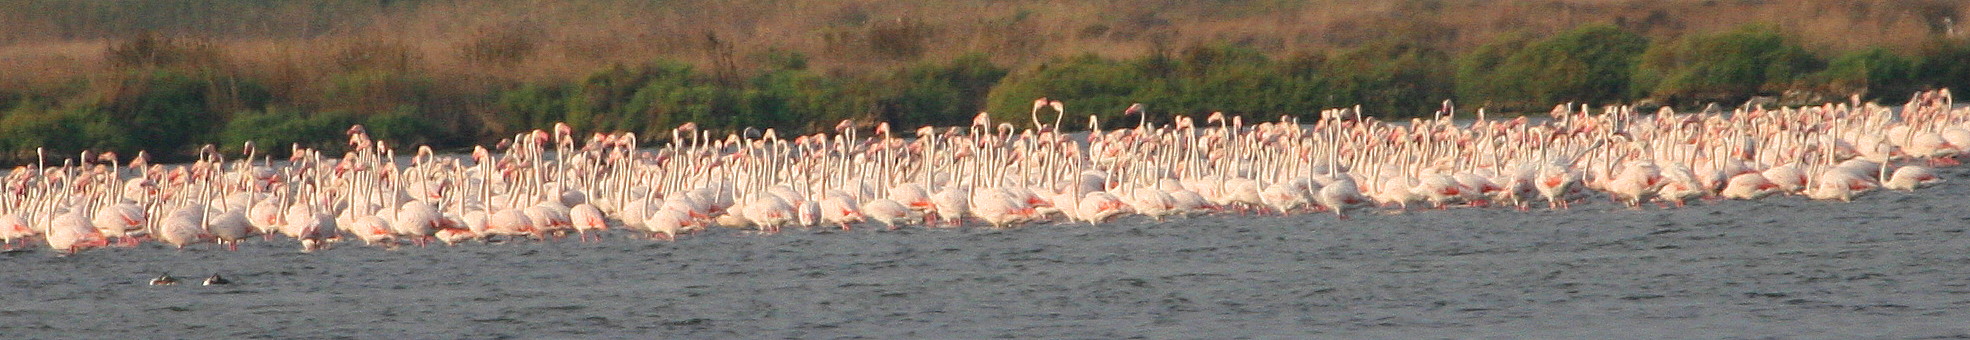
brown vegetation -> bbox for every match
[4,0,1961,91]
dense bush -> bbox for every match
[0,104,121,164]
[1458,26,1648,110]
[217,108,360,156]
[493,83,572,137]
[1914,38,1970,93]
[1322,39,1456,117]
[617,63,733,138]
[97,69,242,158]
[985,54,1154,128]
[361,106,439,148]
[984,44,1359,128]
[880,54,1010,129]
[1157,44,1301,116]
[1633,25,1820,104]
[323,69,435,115]
[493,58,873,142]
[1814,47,1916,101]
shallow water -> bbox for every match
[5,168,1970,339]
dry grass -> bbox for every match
[0,0,1962,99]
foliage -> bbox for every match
[1458,26,1648,110]
[985,54,1155,129]
[324,69,435,115]
[217,108,360,157]
[96,69,235,158]
[879,54,1010,129]
[1454,34,1533,109]
[1321,39,1455,117]
[1634,25,1821,104]
[361,106,439,148]
[1814,47,1916,101]
[1914,38,1970,94]
[0,103,125,164]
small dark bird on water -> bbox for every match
[149,273,177,286]
[202,274,230,286]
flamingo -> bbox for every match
[395,200,442,246]
[0,214,36,250]
[1884,165,1943,191]
[350,215,397,248]
[1606,162,1661,208]
[92,201,146,247]
[568,202,608,242]
[860,198,913,230]
[5,88,1970,253]
[1128,186,1180,221]
[46,210,108,254]
[1719,172,1782,200]
[742,195,795,233]
[1077,191,1129,225]
[643,208,693,241]
[818,195,862,231]
[208,208,252,251]
[929,187,968,227]
[970,188,1025,228]
[1806,167,1878,202]
[1316,178,1372,220]
[248,196,284,239]
[487,208,535,241]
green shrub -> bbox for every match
[1815,47,1915,101]
[1914,38,1970,93]
[218,107,359,157]
[324,69,435,115]
[1159,44,1293,116]
[618,61,730,137]
[0,103,91,163]
[1323,38,1455,117]
[362,106,438,147]
[1454,33,1534,109]
[97,69,227,159]
[1634,24,1822,105]
[493,83,571,135]
[746,68,869,132]
[1458,26,1647,111]
[881,53,1009,129]
[986,41,1449,127]
[566,64,662,133]
[984,54,1155,129]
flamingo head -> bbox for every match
[531,130,552,146]
[471,146,491,164]
[554,122,574,139]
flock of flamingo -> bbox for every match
[1,90,1963,255]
